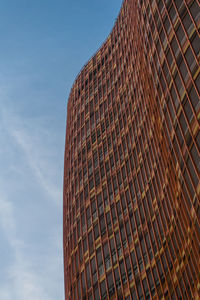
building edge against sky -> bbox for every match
[63,0,200,299]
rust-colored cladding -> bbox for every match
[63,0,200,299]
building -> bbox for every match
[63,0,200,299]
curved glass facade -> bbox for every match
[63,0,200,299]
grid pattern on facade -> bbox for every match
[63,0,200,299]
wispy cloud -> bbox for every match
[1,105,62,205]
[0,194,48,300]
[0,99,64,299]
[11,128,61,204]
[0,196,15,237]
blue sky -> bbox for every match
[0,0,122,299]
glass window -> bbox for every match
[114,267,121,290]
[106,211,112,230]
[195,73,200,94]
[119,260,127,284]
[190,1,200,24]
[131,250,138,275]
[166,47,173,67]
[167,97,176,129]
[100,164,105,180]
[179,58,189,83]
[163,60,171,84]
[88,231,93,254]
[150,226,157,254]
[176,24,186,46]
[136,244,144,271]
[183,95,194,123]
[196,131,200,149]
[86,207,91,228]
[135,209,141,227]
[182,12,193,35]
[94,170,100,187]
[94,223,99,240]
[165,247,172,270]
[142,278,150,299]
[171,36,180,58]
[174,72,184,97]
[152,266,160,287]
[107,271,115,295]
[170,85,179,111]
[136,280,144,299]
[86,263,91,288]
[187,157,199,187]
[179,111,188,135]
[179,278,187,299]
[169,4,177,23]
[81,271,86,294]
[164,15,171,34]
[116,201,122,218]
[189,85,200,112]
[184,168,195,198]
[161,253,168,273]
[89,177,94,191]
[174,0,183,11]
[100,280,107,299]
[157,259,165,283]
[139,204,145,224]
[94,285,100,299]
[100,215,106,236]
[111,205,117,223]
[126,220,132,243]
[131,289,137,299]
[103,241,109,259]
[158,0,164,13]
[96,247,103,268]
[191,33,200,56]
[185,46,196,72]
